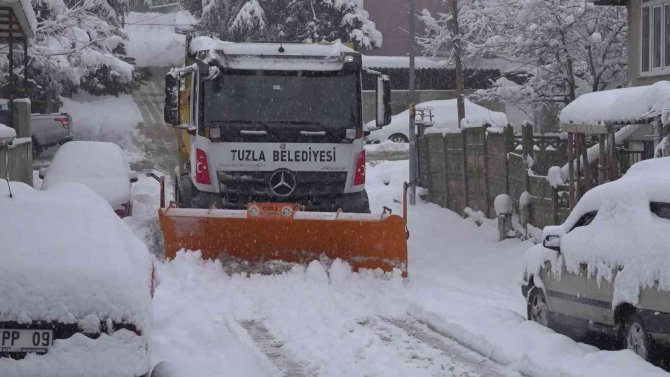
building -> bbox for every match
[597,0,670,86]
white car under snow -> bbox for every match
[0,179,155,377]
[365,98,508,143]
[40,141,137,217]
[523,156,670,362]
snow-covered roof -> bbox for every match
[560,82,670,133]
[0,0,36,39]
[190,37,357,71]
[362,55,446,69]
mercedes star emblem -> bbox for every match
[269,169,296,197]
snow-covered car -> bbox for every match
[40,141,138,217]
[365,99,508,143]
[0,179,156,377]
[522,157,670,362]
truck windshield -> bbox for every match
[203,71,359,128]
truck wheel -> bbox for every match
[389,134,409,143]
[32,138,43,157]
[622,314,653,361]
[176,175,219,209]
[339,190,370,213]
[527,287,550,327]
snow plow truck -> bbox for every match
[159,35,408,276]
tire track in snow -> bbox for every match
[239,320,309,377]
[378,317,524,377]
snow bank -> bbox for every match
[0,180,153,331]
[494,194,512,215]
[0,123,16,140]
[123,12,196,67]
[0,331,149,377]
[560,81,670,125]
[61,94,144,161]
[364,140,410,154]
[41,141,131,209]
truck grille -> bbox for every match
[218,171,347,200]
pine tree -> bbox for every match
[194,0,382,50]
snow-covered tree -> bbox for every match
[194,0,382,50]
[0,0,139,112]
[419,0,628,117]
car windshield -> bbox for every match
[203,71,359,128]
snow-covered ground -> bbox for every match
[126,159,667,377]
[61,94,144,162]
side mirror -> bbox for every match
[376,76,392,128]
[164,73,180,125]
[173,124,196,135]
[38,167,47,179]
[129,171,139,183]
[543,235,561,251]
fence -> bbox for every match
[422,124,570,230]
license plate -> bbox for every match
[0,329,53,354]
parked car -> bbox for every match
[365,99,508,143]
[0,179,158,376]
[522,156,670,362]
[32,112,73,156]
[40,141,138,217]
[0,99,73,156]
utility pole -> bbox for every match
[408,0,417,205]
[450,0,465,126]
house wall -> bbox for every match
[628,0,670,86]
[364,0,445,56]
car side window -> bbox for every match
[650,202,670,220]
[570,211,598,232]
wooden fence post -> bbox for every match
[442,134,449,209]
[483,125,491,217]
[504,125,513,195]
[598,135,606,184]
[568,132,575,209]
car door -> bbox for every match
[541,211,597,331]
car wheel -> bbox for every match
[32,137,43,157]
[622,314,653,361]
[527,287,550,327]
[389,133,409,143]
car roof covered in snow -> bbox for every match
[0,179,153,331]
[559,81,670,132]
[189,37,357,71]
[42,141,131,209]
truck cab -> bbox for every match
[165,37,391,213]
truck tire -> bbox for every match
[339,190,370,214]
[175,175,219,209]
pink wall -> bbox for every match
[365,0,446,56]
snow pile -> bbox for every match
[560,81,670,125]
[494,194,512,215]
[61,94,144,161]
[0,123,16,140]
[123,12,197,67]
[529,156,670,306]
[0,180,153,331]
[0,331,150,377]
[365,99,507,142]
[41,141,131,209]
[365,140,410,153]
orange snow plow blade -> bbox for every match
[158,202,408,277]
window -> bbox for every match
[650,202,670,219]
[641,0,670,74]
[570,211,598,231]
